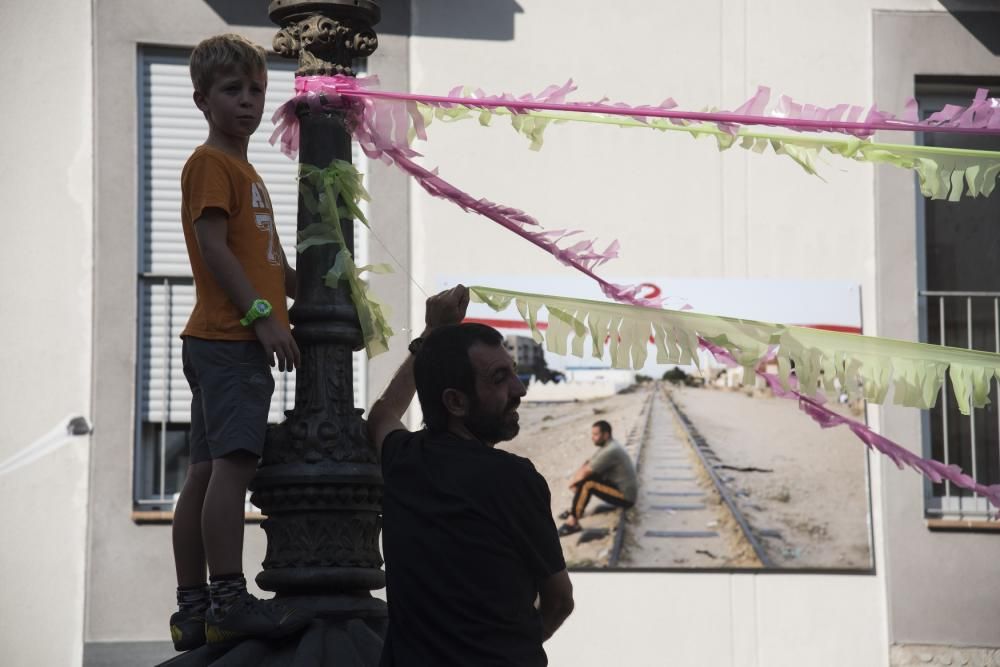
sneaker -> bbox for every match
[558,522,583,537]
[205,592,313,644]
[169,608,207,651]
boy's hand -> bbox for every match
[424,284,470,333]
[253,317,301,372]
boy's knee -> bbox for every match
[186,461,213,486]
[212,449,261,477]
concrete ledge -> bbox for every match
[891,644,1000,666]
[84,641,175,666]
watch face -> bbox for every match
[255,302,269,314]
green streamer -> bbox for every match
[299,161,394,358]
[470,285,1000,415]
[416,102,1000,201]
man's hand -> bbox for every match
[424,284,470,334]
[253,316,301,372]
[366,285,472,462]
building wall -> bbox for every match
[873,10,1000,651]
[0,0,94,665]
[407,1,982,664]
[87,0,409,647]
[29,0,994,662]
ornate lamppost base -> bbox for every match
[156,604,386,666]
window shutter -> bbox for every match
[138,51,368,427]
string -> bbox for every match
[363,218,431,299]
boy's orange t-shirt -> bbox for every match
[180,145,290,340]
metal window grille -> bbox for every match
[919,291,1000,520]
[916,78,1000,521]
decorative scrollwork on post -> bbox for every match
[271,13,378,77]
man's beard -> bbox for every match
[465,397,520,444]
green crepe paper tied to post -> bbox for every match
[415,102,1000,202]
[298,161,394,358]
[469,285,1000,415]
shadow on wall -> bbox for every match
[203,0,272,27]
[409,0,522,41]
[941,1,1000,55]
[203,0,522,41]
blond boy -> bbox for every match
[169,34,310,651]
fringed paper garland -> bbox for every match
[468,285,1000,417]
[699,339,1000,509]
[415,102,1000,202]
[470,285,1000,508]
[275,76,1000,204]
[298,161,394,357]
[275,76,1000,149]
[273,75,674,309]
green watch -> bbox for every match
[240,298,272,327]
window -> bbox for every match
[917,77,1000,521]
[135,50,369,509]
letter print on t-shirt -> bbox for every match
[251,181,281,266]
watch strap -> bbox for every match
[240,298,272,327]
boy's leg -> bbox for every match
[169,340,213,651]
[172,461,213,587]
[170,463,213,651]
[188,338,312,641]
[202,449,259,578]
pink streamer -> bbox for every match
[698,339,1000,510]
[271,75,682,309]
[273,76,1000,146]
[271,76,1000,505]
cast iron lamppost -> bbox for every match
[251,0,387,658]
[162,4,385,663]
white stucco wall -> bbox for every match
[406,1,947,664]
[0,0,94,665]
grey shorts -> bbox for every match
[182,337,275,464]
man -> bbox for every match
[367,285,574,667]
[558,420,638,537]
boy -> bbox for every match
[168,34,310,651]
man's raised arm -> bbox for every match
[366,285,470,460]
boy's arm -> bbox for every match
[366,285,470,461]
[280,245,297,300]
[194,208,301,371]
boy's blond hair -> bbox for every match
[189,34,268,94]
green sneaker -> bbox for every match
[205,592,312,644]
[169,608,207,651]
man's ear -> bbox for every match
[441,388,470,418]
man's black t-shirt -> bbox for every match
[379,429,566,667]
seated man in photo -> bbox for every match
[558,420,638,536]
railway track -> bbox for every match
[616,383,774,568]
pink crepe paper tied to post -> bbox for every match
[273,76,1000,148]
[698,338,1000,510]
[271,75,683,310]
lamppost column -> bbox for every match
[250,0,386,653]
